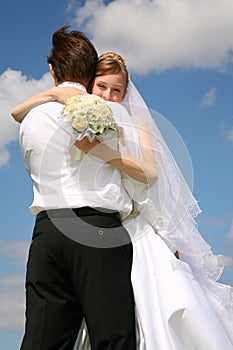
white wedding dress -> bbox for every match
[121,83,233,349]
[129,220,233,349]
[75,222,233,350]
[75,83,233,349]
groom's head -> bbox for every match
[47,26,98,88]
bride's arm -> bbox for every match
[75,137,158,185]
[137,121,156,161]
[138,123,179,258]
[11,86,86,123]
[74,117,158,185]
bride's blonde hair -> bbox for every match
[88,52,129,92]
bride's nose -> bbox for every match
[102,88,111,100]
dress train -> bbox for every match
[131,227,233,350]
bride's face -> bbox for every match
[92,73,127,102]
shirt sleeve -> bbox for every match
[19,103,67,181]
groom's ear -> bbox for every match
[49,64,56,81]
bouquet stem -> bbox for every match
[74,148,83,161]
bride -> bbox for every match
[12,52,233,349]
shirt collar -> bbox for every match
[58,81,87,92]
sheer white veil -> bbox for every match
[122,81,231,287]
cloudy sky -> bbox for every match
[1,0,233,348]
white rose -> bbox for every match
[94,104,113,118]
[72,116,88,132]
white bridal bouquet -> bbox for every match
[61,94,116,159]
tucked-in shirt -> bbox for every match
[20,82,133,218]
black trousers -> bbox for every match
[20,207,136,350]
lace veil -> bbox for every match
[121,81,228,284]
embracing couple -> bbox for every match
[13,26,233,350]
[15,26,156,350]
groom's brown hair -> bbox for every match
[47,26,98,86]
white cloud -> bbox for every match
[227,220,233,239]
[222,255,233,269]
[0,149,10,167]
[227,129,233,143]
[220,119,233,145]
[197,213,227,228]
[0,240,30,330]
[0,240,30,267]
[71,0,233,73]
[0,69,53,167]
[0,274,25,330]
[200,87,217,108]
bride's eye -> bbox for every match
[97,84,106,89]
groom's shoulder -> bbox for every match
[21,101,63,130]
[32,101,63,113]
[24,101,63,120]
[107,101,127,111]
[107,101,129,121]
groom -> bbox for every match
[19,26,136,350]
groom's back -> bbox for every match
[19,100,79,214]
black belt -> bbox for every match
[36,207,121,222]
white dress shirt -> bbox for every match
[20,82,133,217]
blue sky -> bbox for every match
[0,0,233,348]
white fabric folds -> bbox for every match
[75,82,233,349]
[120,82,233,348]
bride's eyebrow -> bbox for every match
[96,80,123,88]
[111,83,123,87]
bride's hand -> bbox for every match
[50,86,87,104]
[75,137,100,153]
